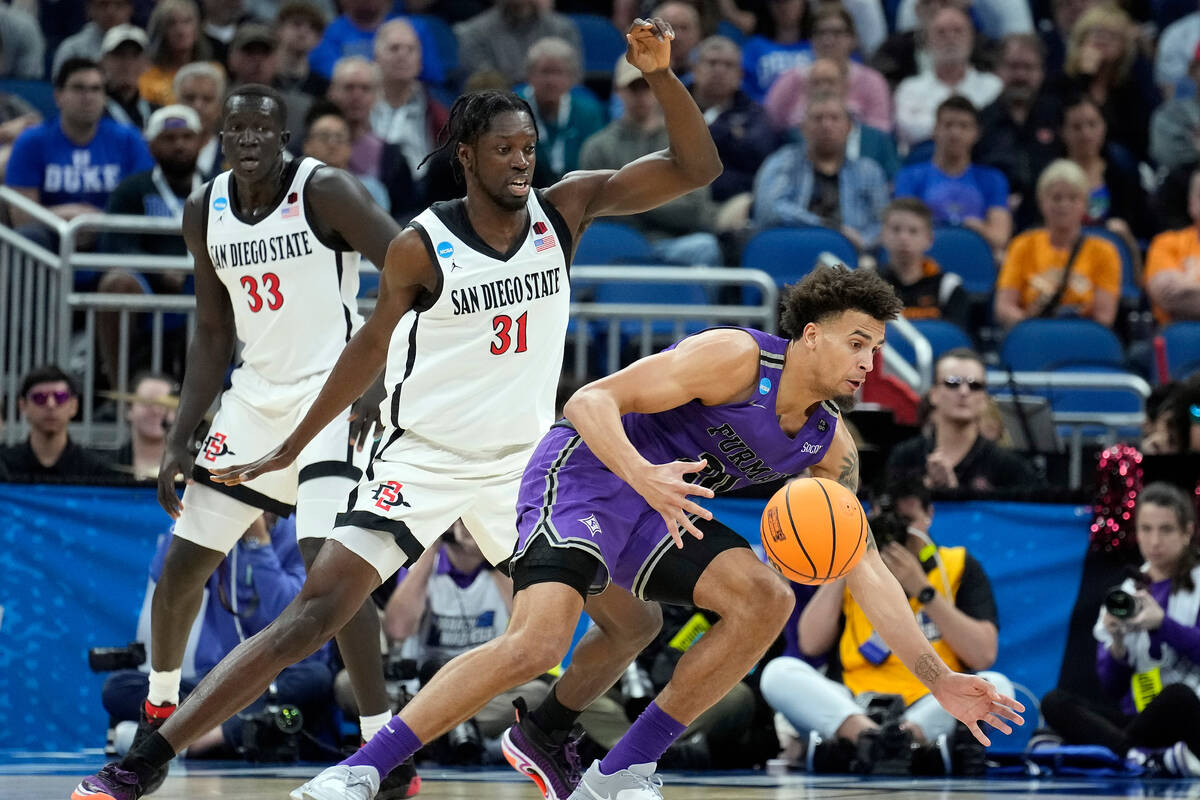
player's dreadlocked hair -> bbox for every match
[419,90,536,180]
[780,264,904,338]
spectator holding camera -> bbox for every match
[100,515,336,759]
[760,481,1010,774]
[0,365,113,481]
[1041,482,1200,776]
[887,349,1037,493]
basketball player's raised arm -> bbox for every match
[157,191,237,518]
[564,328,758,547]
[212,230,436,485]
[816,429,1025,745]
[543,18,721,227]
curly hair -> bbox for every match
[780,265,904,338]
[420,90,536,180]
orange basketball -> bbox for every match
[760,477,869,585]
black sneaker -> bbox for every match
[377,757,420,799]
[501,697,584,800]
[130,700,174,795]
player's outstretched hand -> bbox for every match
[931,672,1025,746]
[348,377,386,452]
[157,442,194,519]
[634,459,715,549]
[211,440,298,486]
[625,17,674,75]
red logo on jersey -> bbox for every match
[288,192,298,204]
[533,221,548,234]
[202,432,235,462]
[372,481,411,511]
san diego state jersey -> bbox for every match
[204,157,363,384]
[385,190,573,454]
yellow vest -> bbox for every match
[839,546,967,705]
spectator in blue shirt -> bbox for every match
[308,0,444,86]
[741,0,813,102]
[100,515,336,759]
[895,95,1012,251]
[5,58,153,255]
[752,92,889,250]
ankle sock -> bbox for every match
[344,716,421,774]
[360,711,392,743]
[529,686,582,737]
[599,701,685,775]
[147,669,181,707]
[119,730,176,786]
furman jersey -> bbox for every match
[384,190,572,454]
[204,157,363,384]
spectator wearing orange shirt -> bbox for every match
[994,159,1120,329]
[1145,167,1200,326]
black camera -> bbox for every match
[1104,588,1142,619]
[88,642,146,672]
[445,719,483,764]
[239,703,304,763]
[619,663,655,720]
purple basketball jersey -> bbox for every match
[512,327,841,598]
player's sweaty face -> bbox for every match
[221,96,288,181]
[818,310,884,397]
[468,111,537,211]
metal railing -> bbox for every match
[986,369,1150,488]
[882,315,929,393]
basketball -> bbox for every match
[760,477,869,585]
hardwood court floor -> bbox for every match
[6,754,1200,799]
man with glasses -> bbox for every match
[0,365,113,480]
[886,349,1036,492]
[3,58,153,258]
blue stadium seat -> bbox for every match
[568,14,628,77]
[574,221,655,265]
[999,319,1125,372]
[0,79,55,119]
[1083,227,1140,302]
[888,318,973,367]
[742,226,857,283]
[412,14,459,85]
[928,226,996,295]
[1162,322,1200,380]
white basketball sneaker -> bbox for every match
[568,760,663,800]
[290,764,381,800]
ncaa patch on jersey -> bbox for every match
[759,377,771,394]
[212,196,228,211]
[437,241,454,259]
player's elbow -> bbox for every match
[684,153,723,188]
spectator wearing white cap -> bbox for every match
[97,104,203,385]
[55,0,135,78]
[101,25,156,131]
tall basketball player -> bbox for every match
[72,18,721,800]
[297,267,1025,800]
[101,83,419,798]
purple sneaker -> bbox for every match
[501,699,583,800]
[70,763,143,800]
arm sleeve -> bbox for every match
[3,127,42,189]
[995,235,1027,291]
[953,553,999,627]
[1159,616,1200,667]
[984,168,1009,211]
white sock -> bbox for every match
[360,711,393,743]
[147,669,182,707]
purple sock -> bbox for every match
[342,715,421,773]
[600,701,686,774]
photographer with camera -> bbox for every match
[371,520,550,764]
[760,481,1010,775]
[1041,482,1200,775]
[98,515,336,761]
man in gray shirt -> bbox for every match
[0,4,45,79]
[53,0,134,78]
[454,0,581,83]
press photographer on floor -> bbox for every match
[96,515,337,762]
[760,480,1011,775]
[1041,482,1200,776]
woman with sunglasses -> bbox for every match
[886,348,1037,492]
[1041,482,1200,776]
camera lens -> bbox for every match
[1104,589,1138,619]
[273,705,303,735]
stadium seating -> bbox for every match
[999,319,1125,372]
[887,318,973,368]
[573,221,655,265]
[928,226,996,295]
[1082,226,1140,302]
[1161,322,1200,380]
[0,79,55,119]
[568,14,628,78]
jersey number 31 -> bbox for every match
[491,311,528,355]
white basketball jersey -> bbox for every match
[414,554,511,665]
[385,190,572,454]
[204,157,363,384]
